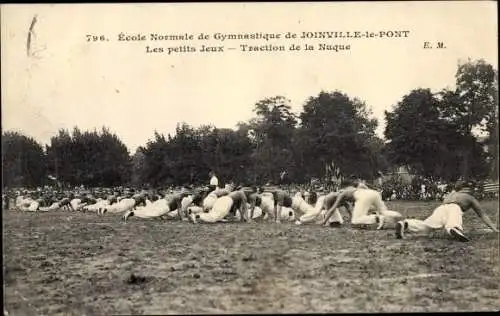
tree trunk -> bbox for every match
[491,140,499,180]
[461,125,474,181]
[461,150,469,181]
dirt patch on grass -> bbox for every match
[3,200,499,314]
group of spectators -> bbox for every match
[378,176,498,201]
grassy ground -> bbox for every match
[3,200,499,314]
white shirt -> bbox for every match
[210,176,219,187]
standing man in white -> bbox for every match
[209,171,219,192]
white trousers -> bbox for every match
[234,196,274,220]
[351,189,388,225]
[202,193,218,211]
[181,196,193,214]
[319,208,344,224]
[105,198,136,214]
[130,199,171,219]
[299,195,327,223]
[279,207,295,221]
[250,206,263,219]
[240,196,273,220]
[70,199,88,212]
[405,204,463,234]
[85,200,109,212]
[16,197,31,209]
[186,206,203,216]
[379,209,403,227]
[257,196,274,218]
[291,194,314,216]
[27,201,40,212]
[17,198,33,211]
[167,209,180,219]
[198,196,233,223]
[38,202,62,212]
[233,204,263,221]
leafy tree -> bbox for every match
[385,60,497,181]
[45,127,131,187]
[249,96,297,184]
[141,131,175,187]
[299,91,380,180]
[140,123,254,187]
[384,89,453,178]
[437,89,490,180]
[130,147,147,187]
[2,131,47,187]
[450,59,497,180]
[435,59,497,180]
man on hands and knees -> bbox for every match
[123,189,190,221]
[59,196,75,211]
[103,192,146,216]
[202,183,234,212]
[395,181,499,241]
[246,188,274,221]
[322,180,401,229]
[268,189,294,224]
[310,192,352,227]
[190,189,251,223]
[238,187,260,221]
[181,188,208,218]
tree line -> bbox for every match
[2,59,498,188]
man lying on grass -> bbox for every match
[395,181,499,242]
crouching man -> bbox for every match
[189,190,251,223]
[123,190,190,221]
[322,182,402,229]
[395,182,499,241]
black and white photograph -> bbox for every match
[2,1,499,314]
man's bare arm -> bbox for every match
[471,198,499,232]
[177,200,184,220]
[274,195,283,223]
[241,200,250,222]
[344,202,353,216]
[249,198,256,221]
[322,193,346,225]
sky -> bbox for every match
[1,2,498,153]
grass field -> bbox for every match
[3,200,499,314]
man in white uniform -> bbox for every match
[209,171,219,192]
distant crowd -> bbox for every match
[378,177,498,201]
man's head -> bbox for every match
[340,179,355,188]
[308,191,318,204]
[455,180,473,193]
[224,183,235,191]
